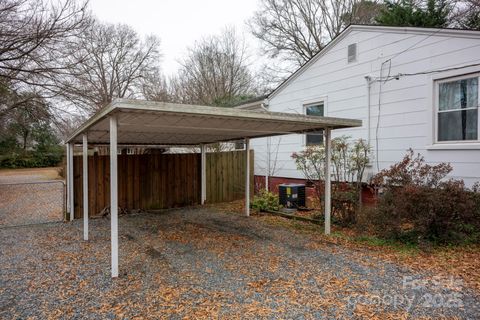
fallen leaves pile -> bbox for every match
[258,213,480,293]
[0,202,478,319]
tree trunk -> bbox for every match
[22,130,29,151]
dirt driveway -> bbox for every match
[0,207,478,319]
[0,167,62,184]
[0,167,64,227]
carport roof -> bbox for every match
[66,99,362,145]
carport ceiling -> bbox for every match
[67,99,362,145]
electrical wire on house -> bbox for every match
[371,62,480,83]
[374,59,392,172]
[370,26,477,173]
[387,28,445,63]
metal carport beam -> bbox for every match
[68,143,74,221]
[245,138,250,217]
[324,128,332,235]
[200,144,206,205]
[83,134,89,241]
[110,115,119,278]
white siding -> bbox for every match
[252,28,480,187]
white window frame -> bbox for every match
[303,99,327,146]
[434,72,480,145]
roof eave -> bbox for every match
[267,25,480,100]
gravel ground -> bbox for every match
[0,207,479,319]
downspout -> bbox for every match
[364,76,372,205]
[365,76,372,146]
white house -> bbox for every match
[243,25,480,187]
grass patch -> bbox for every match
[355,235,391,246]
[350,234,419,255]
[260,215,323,235]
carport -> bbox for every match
[65,98,361,277]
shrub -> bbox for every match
[332,183,359,226]
[371,149,480,244]
[0,152,63,168]
[291,136,370,224]
[291,145,325,206]
[252,189,281,212]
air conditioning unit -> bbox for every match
[278,184,306,209]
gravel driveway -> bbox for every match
[0,207,478,319]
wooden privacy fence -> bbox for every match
[73,150,254,218]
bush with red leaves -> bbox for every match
[371,149,480,244]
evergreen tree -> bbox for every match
[376,0,450,28]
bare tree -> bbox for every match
[141,69,174,102]
[452,0,480,29]
[342,0,385,25]
[173,27,255,107]
[249,0,381,68]
[264,136,283,191]
[320,0,354,41]
[57,21,161,113]
[0,0,90,117]
[249,0,325,67]
[54,112,87,140]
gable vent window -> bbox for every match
[348,43,357,63]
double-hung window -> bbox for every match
[437,75,479,142]
[305,102,324,145]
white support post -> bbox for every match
[82,134,89,241]
[66,144,70,216]
[245,138,250,217]
[324,128,332,235]
[200,144,206,205]
[110,116,119,278]
[265,137,270,192]
[68,143,74,221]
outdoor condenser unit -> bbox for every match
[278,184,306,209]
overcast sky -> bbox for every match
[89,0,261,76]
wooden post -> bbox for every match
[324,128,332,235]
[68,143,74,221]
[110,115,119,278]
[200,144,206,204]
[245,138,250,217]
[82,134,89,241]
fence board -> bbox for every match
[73,150,253,217]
